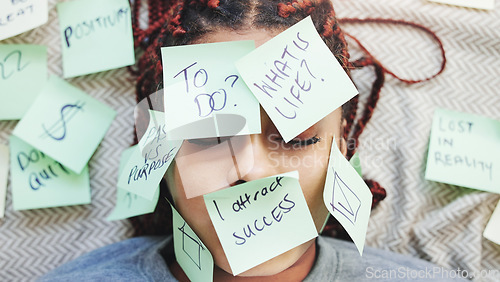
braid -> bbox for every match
[277,0,315,18]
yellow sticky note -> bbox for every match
[323,137,372,255]
[425,108,500,193]
[484,200,500,245]
[0,143,8,218]
[0,0,48,41]
[428,0,495,10]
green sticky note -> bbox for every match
[0,143,8,218]
[12,75,116,174]
[349,152,363,177]
[0,44,47,120]
[107,145,160,221]
[323,137,372,255]
[170,200,214,282]
[56,0,135,78]
[425,108,500,193]
[236,16,358,143]
[161,41,261,140]
[9,135,90,210]
[0,0,49,41]
[203,171,318,275]
[118,112,182,200]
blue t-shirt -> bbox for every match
[38,235,467,281]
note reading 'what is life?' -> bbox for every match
[57,0,135,78]
[324,137,372,255]
[0,0,48,41]
[107,145,160,221]
[13,75,116,174]
[425,108,500,194]
[236,16,358,143]
[9,135,90,211]
[169,200,214,282]
[0,44,47,120]
[162,41,261,140]
[203,171,318,275]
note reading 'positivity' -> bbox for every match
[425,108,500,193]
[0,44,47,120]
[0,0,48,41]
[162,41,260,140]
[203,171,318,275]
[324,137,372,255]
[170,200,214,282]
[107,145,160,221]
[13,75,116,174]
[236,16,358,143]
[57,0,135,78]
[10,135,90,210]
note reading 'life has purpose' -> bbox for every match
[425,108,500,193]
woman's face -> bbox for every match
[165,28,346,276]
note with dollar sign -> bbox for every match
[13,75,116,174]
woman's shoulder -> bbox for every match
[306,236,468,281]
[37,236,176,281]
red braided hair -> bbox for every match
[128,0,445,239]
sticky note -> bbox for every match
[0,0,48,41]
[428,0,495,10]
[236,16,358,143]
[203,171,318,275]
[0,44,47,120]
[425,108,500,193]
[162,41,261,140]
[175,135,254,199]
[0,144,8,218]
[56,0,135,78]
[9,135,90,210]
[170,200,214,282]
[324,137,372,255]
[484,200,500,245]
[118,112,182,200]
[138,109,169,157]
[13,75,116,174]
[349,151,363,177]
[107,145,160,221]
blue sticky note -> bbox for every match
[12,75,116,174]
[56,0,135,78]
[0,44,47,120]
[10,135,90,210]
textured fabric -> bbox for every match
[0,0,499,281]
[39,235,467,281]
